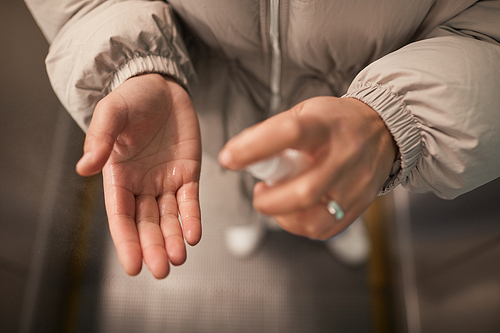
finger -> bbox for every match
[251,154,340,216]
[251,132,373,216]
[263,157,377,237]
[76,95,128,176]
[158,192,187,266]
[219,109,328,170]
[136,194,170,279]
[103,172,143,276]
[177,181,202,246]
[273,203,350,240]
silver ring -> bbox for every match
[326,200,344,221]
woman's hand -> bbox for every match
[219,96,397,239]
[76,74,202,279]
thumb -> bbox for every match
[76,95,128,176]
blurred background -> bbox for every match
[1,1,499,332]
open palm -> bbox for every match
[76,74,201,279]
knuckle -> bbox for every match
[95,96,115,113]
[304,223,324,240]
[253,199,272,215]
[295,183,321,208]
[275,215,302,235]
[343,141,362,161]
[280,117,303,144]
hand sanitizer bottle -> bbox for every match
[245,149,309,186]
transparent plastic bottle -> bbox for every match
[245,149,309,185]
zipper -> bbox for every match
[269,0,281,114]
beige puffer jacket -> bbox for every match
[24,0,500,199]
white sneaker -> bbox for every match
[224,222,267,258]
[326,217,370,267]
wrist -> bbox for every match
[344,97,399,178]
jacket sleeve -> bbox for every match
[24,0,196,131]
[343,1,500,199]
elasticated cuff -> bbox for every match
[108,54,190,93]
[343,83,422,194]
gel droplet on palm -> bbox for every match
[245,149,309,186]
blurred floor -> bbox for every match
[0,1,87,332]
[399,180,500,333]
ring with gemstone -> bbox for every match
[326,200,344,221]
